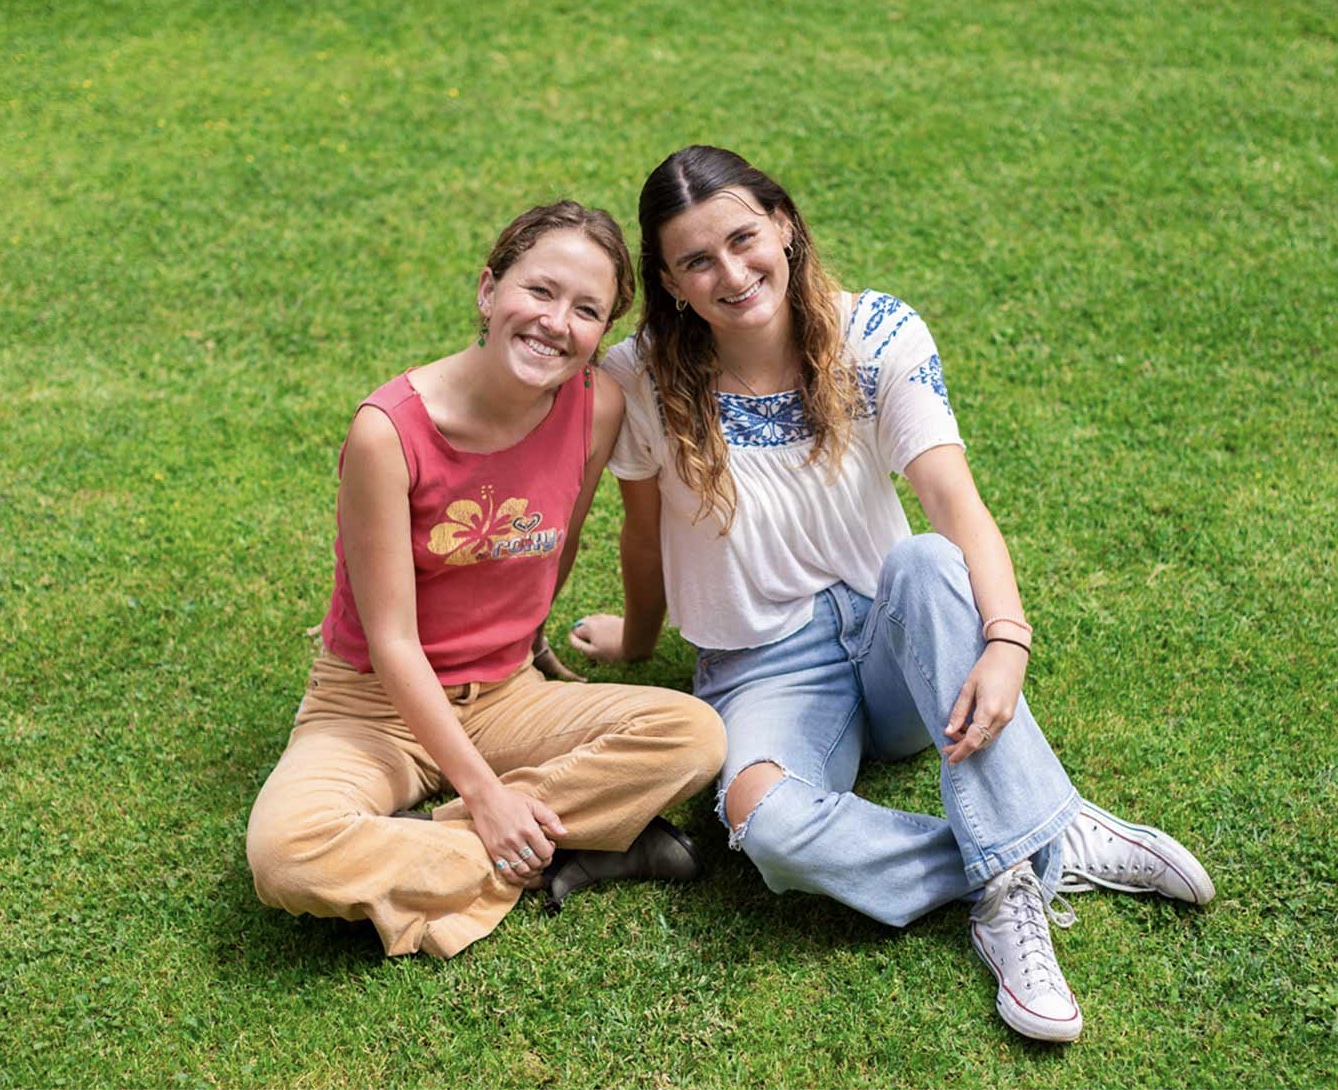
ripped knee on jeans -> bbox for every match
[719,760,786,849]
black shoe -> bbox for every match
[542,816,704,915]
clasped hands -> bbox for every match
[469,783,567,888]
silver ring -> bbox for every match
[977,725,993,746]
[494,858,509,870]
[518,846,535,861]
[509,859,524,870]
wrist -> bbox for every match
[455,771,505,810]
[985,636,1032,657]
[981,615,1032,640]
[621,635,657,662]
[621,615,663,663]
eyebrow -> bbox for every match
[670,221,759,271]
[670,249,708,271]
[525,271,609,305]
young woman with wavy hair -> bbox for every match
[571,147,1214,1042]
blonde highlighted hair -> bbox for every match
[636,146,862,529]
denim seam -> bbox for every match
[875,600,995,869]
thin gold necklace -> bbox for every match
[718,363,796,397]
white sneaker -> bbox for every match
[1058,800,1215,904]
[970,862,1082,1043]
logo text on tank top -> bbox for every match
[426,485,563,565]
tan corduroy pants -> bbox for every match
[246,651,725,957]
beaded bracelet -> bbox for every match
[986,636,1032,656]
[981,615,1033,640]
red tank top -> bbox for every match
[321,369,591,684]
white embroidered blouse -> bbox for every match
[603,290,964,650]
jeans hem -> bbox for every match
[961,787,1081,890]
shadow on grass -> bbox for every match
[206,730,1094,1061]
[206,739,961,975]
[210,862,389,983]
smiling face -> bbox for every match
[657,188,794,337]
[477,228,619,391]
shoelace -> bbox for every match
[1001,869,1075,992]
[1059,816,1161,892]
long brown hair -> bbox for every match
[636,146,861,529]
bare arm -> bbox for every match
[617,475,668,660]
[569,474,665,664]
[533,370,624,680]
[903,444,1032,764]
[339,407,564,879]
[554,369,624,600]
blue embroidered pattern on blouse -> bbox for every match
[713,290,952,447]
[717,390,811,447]
[857,292,917,360]
[910,353,953,416]
[855,290,954,417]
[718,366,878,448]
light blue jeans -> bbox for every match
[693,534,1080,927]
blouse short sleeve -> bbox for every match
[601,335,663,481]
[845,291,963,475]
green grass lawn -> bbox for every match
[2,1,1335,1086]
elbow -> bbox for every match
[362,629,423,675]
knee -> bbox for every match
[659,692,728,784]
[727,779,822,893]
[878,534,968,607]
[697,709,728,780]
[882,533,960,581]
[245,792,343,908]
[246,813,299,906]
[724,761,785,830]
[721,769,814,874]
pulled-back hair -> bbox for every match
[637,146,861,529]
[484,200,636,341]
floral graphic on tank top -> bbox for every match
[427,484,562,565]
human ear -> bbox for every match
[477,267,497,319]
[659,268,680,304]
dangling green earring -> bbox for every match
[477,322,488,348]
[583,366,592,388]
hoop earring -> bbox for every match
[674,296,687,313]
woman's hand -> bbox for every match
[532,633,587,682]
[943,641,1030,764]
[569,613,629,663]
[466,784,567,888]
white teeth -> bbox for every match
[723,281,762,304]
[521,336,561,357]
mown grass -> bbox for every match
[2,1,1335,1087]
